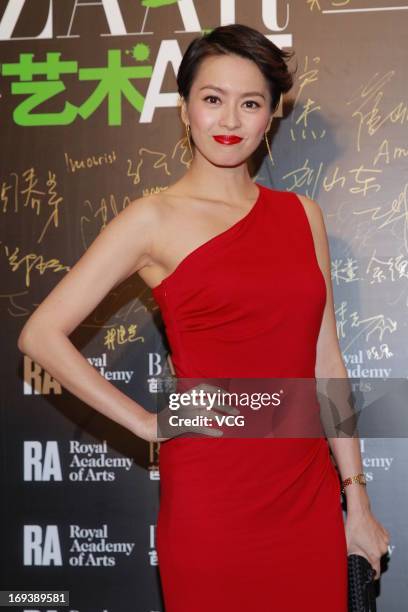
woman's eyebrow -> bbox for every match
[199,85,265,99]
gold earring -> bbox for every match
[264,128,274,165]
[185,123,194,159]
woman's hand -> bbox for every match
[140,382,240,443]
[140,411,169,443]
[345,504,391,580]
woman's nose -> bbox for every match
[219,104,241,130]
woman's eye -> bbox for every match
[244,100,260,109]
[204,95,219,104]
[203,96,260,109]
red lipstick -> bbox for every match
[213,135,243,145]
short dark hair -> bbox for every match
[177,23,296,113]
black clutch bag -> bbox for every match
[348,553,377,612]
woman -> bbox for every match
[18,23,389,611]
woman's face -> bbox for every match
[182,53,273,166]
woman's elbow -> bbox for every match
[17,320,45,355]
[17,326,33,354]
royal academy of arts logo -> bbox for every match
[360,438,395,484]
[87,352,135,384]
[24,525,63,566]
[68,524,136,567]
[23,524,136,567]
[22,352,135,394]
[343,347,393,378]
[68,439,133,482]
[24,441,62,481]
[23,440,134,482]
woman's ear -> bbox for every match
[178,95,189,127]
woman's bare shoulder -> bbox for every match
[126,187,183,226]
[122,191,162,225]
[293,193,325,240]
[293,192,329,271]
[294,192,323,218]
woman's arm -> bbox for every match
[297,193,390,578]
[296,194,370,487]
[300,193,370,508]
[17,195,159,442]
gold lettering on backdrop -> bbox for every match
[331,251,408,285]
[352,182,408,252]
[0,291,31,317]
[64,150,117,173]
[3,243,70,288]
[307,0,354,11]
[291,98,325,141]
[322,2,408,15]
[342,344,394,380]
[374,140,391,166]
[373,140,408,165]
[282,160,383,198]
[1,168,63,243]
[331,0,352,7]
[296,56,321,104]
[104,325,145,352]
[394,146,408,159]
[290,56,326,142]
[40,171,63,243]
[331,258,361,284]
[346,71,407,152]
[336,301,397,353]
[365,345,393,361]
[348,166,381,196]
[322,167,347,191]
[142,186,168,197]
[127,148,171,186]
[126,135,209,188]
[282,159,324,199]
[307,0,322,11]
[366,249,408,284]
[20,168,44,215]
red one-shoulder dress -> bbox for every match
[152,183,347,612]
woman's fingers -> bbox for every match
[346,512,391,582]
[177,405,236,437]
[163,382,241,437]
[372,560,380,581]
[365,537,390,580]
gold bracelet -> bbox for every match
[340,472,367,495]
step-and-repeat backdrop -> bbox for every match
[1,1,407,610]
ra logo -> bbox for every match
[24,525,62,566]
[24,441,62,481]
[23,355,63,395]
